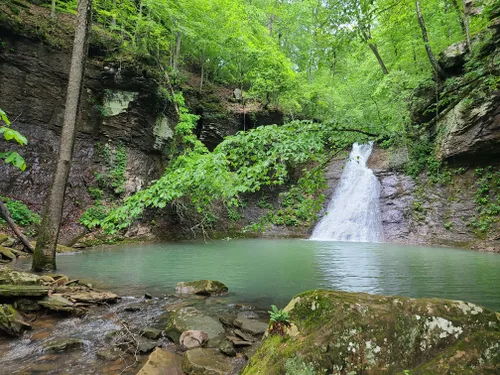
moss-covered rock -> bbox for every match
[43,338,84,353]
[175,280,228,296]
[0,304,31,337]
[165,307,225,343]
[137,348,182,375]
[0,268,44,285]
[242,290,500,375]
[181,348,233,375]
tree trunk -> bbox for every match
[173,32,182,72]
[462,0,472,53]
[111,0,117,28]
[450,0,467,34]
[33,0,93,272]
[360,29,389,75]
[199,48,205,94]
[0,200,34,253]
[415,0,447,81]
[51,0,56,18]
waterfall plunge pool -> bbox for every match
[14,239,500,311]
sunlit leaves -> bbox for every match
[0,108,28,171]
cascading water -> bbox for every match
[310,142,383,242]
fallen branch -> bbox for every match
[0,199,34,253]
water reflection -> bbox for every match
[14,239,500,310]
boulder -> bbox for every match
[38,294,77,313]
[218,339,236,357]
[67,291,119,304]
[14,298,41,312]
[438,41,468,74]
[0,268,43,285]
[137,348,182,375]
[165,307,224,343]
[226,335,252,347]
[182,348,233,375]
[140,327,164,340]
[0,234,9,245]
[233,329,252,342]
[96,349,122,361]
[43,338,84,352]
[234,312,268,336]
[180,330,209,349]
[0,246,17,261]
[175,280,228,296]
[0,304,31,337]
[242,290,500,375]
[1,237,17,248]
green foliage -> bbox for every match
[285,357,317,375]
[79,201,110,229]
[469,167,500,237]
[268,305,290,324]
[94,143,128,196]
[0,197,40,227]
[0,107,27,171]
[96,111,353,233]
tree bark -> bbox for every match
[360,29,389,75]
[416,0,447,81]
[33,0,93,272]
[0,200,34,253]
[462,0,472,53]
[199,48,205,94]
[173,32,182,72]
[51,0,56,18]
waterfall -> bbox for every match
[310,142,383,242]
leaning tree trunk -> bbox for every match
[51,0,56,18]
[33,0,93,272]
[416,0,447,81]
[360,29,389,75]
[0,200,34,253]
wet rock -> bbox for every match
[38,294,77,313]
[117,336,157,354]
[0,304,31,337]
[226,336,252,347]
[234,313,268,336]
[137,348,182,375]
[68,291,120,304]
[176,280,228,296]
[140,327,164,340]
[182,348,233,375]
[0,268,43,285]
[0,234,9,244]
[96,349,122,361]
[439,41,468,74]
[43,338,84,353]
[137,337,158,353]
[144,293,153,299]
[0,246,17,261]
[1,237,17,248]
[122,302,143,312]
[180,330,209,349]
[233,329,252,342]
[242,290,500,375]
[14,298,41,312]
[165,307,224,343]
[0,285,50,297]
[218,339,236,357]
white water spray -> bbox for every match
[310,142,383,242]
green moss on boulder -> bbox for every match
[175,280,228,296]
[242,290,500,375]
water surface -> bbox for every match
[16,239,500,310]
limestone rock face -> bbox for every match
[0,304,31,337]
[242,290,500,375]
[181,348,233,375]
[176,280,229,296]
[165,307,225,343]
[137,348,182,375]
[436,96,500,162]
